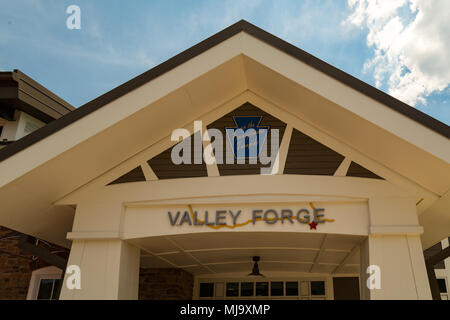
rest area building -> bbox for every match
[0,21,449,300]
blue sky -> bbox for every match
[1,0,449,124]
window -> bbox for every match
[199,283,214,297]
[198,279,326,299]
[37,279,61,300]
[310,281,325,296]
[299,280,326,299]
[438,279,447,293]
[255,282,269,296]
[270,281,284,296]
[285,281,298,296]
[226,282,239,297]
[27,266,62,300]
[240,282,254,296]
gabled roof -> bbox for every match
[0,20,448,163]
[0,69,74,123]
[0,20,448,249]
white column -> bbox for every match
[360,234,431,299]
[60,239,140,300]
[360,197,432,300]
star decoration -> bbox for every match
[309,221,318,230]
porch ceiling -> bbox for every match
[131,232,364,276]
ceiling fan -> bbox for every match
[248,256,264,277]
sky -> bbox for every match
[0,0,449,125]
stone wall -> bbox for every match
[1,226,193,300]
[0,226,68,300]
[139,268,194,300]
[0,228,33,299]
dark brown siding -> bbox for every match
[148,131,208,180]
[424,242,445,269]
[207,102,286,176]
[147,102,286,179]
[346,161,383,179]
[107,166,146,185]
[284,129,344,175]
[110,103,385,182]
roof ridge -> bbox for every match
[0,20,448,162]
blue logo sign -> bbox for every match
[225,116,270,160]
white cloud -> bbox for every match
[346,0,450,106]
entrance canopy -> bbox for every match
[132,232,363,276]
[0,20,448,250]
